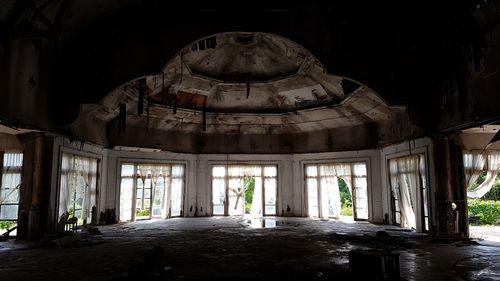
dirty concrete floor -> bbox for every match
[470,225,500,243]
[0,217,499,281]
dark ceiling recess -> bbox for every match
[341,79,360,96]
[236,33,256,45]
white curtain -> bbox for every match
[170,165,184,216]
[334,163,352,196]
[353,163,368,220]
[389,156,418,229]
[58,153,98,223]
[82,159,97,222]
[468,152,500,198]
[246,166,262,216]
[319,165,341,218]
[250,176,263,216]
[463,151,486,188]
[119,164,134,222]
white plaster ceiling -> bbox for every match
[76,32,407,135]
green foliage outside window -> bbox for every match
[467,172,500,225]
[339,178,353,216]
[136,208,150,217]
[0,220,16,230]
[468,199,500,225]
[245,177,255,214]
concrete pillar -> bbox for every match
[433,137,457,235]
[27,133,44,241]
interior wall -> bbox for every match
[45,138,437,226]
[105,148,383,222]
[379,137,436,232]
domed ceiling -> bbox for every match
[72,32,410,151]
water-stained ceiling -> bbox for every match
[73,32,408,143]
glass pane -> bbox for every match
[3,153,23,167]
[212,178,225,215]
[306,165,317,177]
[144,178,152,190]
[213,205,224,215]
[153,206,162,217]
[143,199,150,209]
[354,176,368,219]
[144,189,151,199]
[212,166,226,177]
[228,166,245,177]
[264,166,277,177]
[171,178,183,216]
[307,178,319,217]
[248,166,261,177]
[136,188,142,199]
[0,186,19,203]
[321,176,340,218]
[423,189,429,217]
[136,199,142,209]
[1,173,21,191]
[121,164,134,177]
[395,212,401,224]
[0,205,18,220]
[74,209,82,220]
[265,206,276,215]
[154,181,164,207]
[172,165,185,177]
[319,165,336,177]
[353,163,367,176]
[264,178,276,215]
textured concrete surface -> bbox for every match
[0,217,499,281]
[470,226,500,243]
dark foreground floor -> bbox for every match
[0,217,499,281]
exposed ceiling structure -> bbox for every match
[1,0,493,153]
[74,32,408,139]
[456,125,500,150]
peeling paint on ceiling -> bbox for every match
[73,32,408,135]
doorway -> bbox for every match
[464,150,500,242]
[388,154,430,232]
[119,163,185,222]
[211,165,277,217]
[305,162,368,220]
